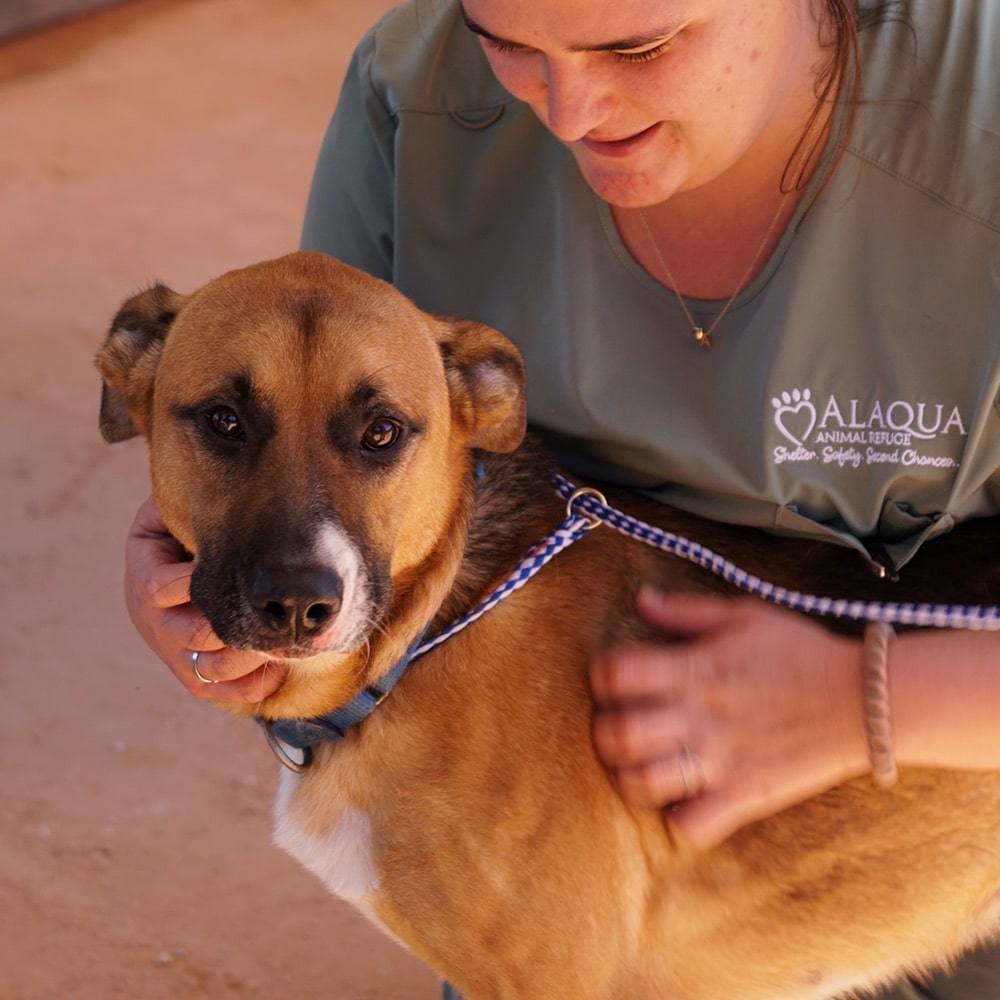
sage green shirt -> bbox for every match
[301,0,1000,571]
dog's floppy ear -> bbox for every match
[95,284,189,443]
[440,320,527,453]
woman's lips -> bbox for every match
[580,122,661,158]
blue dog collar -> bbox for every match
[259,626,429,773]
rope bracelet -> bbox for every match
[862,621,899,788]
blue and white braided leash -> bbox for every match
[548,472,1000,632]
[415,471,1000,665]
[409,494,603,660]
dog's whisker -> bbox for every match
[253,659,285,704]
[368,618,392,645]
[358,636,373,670]
[365,359,409,380]
[191,620,216,648]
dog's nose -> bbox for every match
[250,566,343,640]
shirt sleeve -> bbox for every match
[299,33,396,282]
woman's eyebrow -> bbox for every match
[458,3,681,53]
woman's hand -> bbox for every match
[591,588,871,850]
[124,496,287,702]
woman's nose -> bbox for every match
[542,58,613,142]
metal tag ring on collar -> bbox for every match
[261,720,314,774]
[566,487,607,530]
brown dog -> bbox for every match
[97,251,1000,999]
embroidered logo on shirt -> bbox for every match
[771,388,965,470]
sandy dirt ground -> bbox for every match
[0,1,442,996]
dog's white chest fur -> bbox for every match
[273,767,380,902]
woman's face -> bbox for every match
[461,0,827,207]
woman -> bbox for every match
[125,0,1000,995]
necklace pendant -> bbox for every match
[692,327,711,348]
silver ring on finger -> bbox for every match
[190,649,218,685]
[678,746,707,798]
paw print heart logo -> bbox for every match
[772,389,817,447]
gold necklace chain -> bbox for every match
[637,196,788,348]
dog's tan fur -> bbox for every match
[97,252,1000,999]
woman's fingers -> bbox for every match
[184,649,289,703]
[592,592,871,848]
[123,496,286,702]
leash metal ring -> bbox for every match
[566,487,607,531]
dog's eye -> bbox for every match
[206,406,244,441]
[361,419,401,451]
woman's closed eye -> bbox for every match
[480,33,679,65]
[611,35,679,65]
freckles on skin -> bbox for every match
[466,0,827,208]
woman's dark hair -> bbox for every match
[783,1,909,192]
